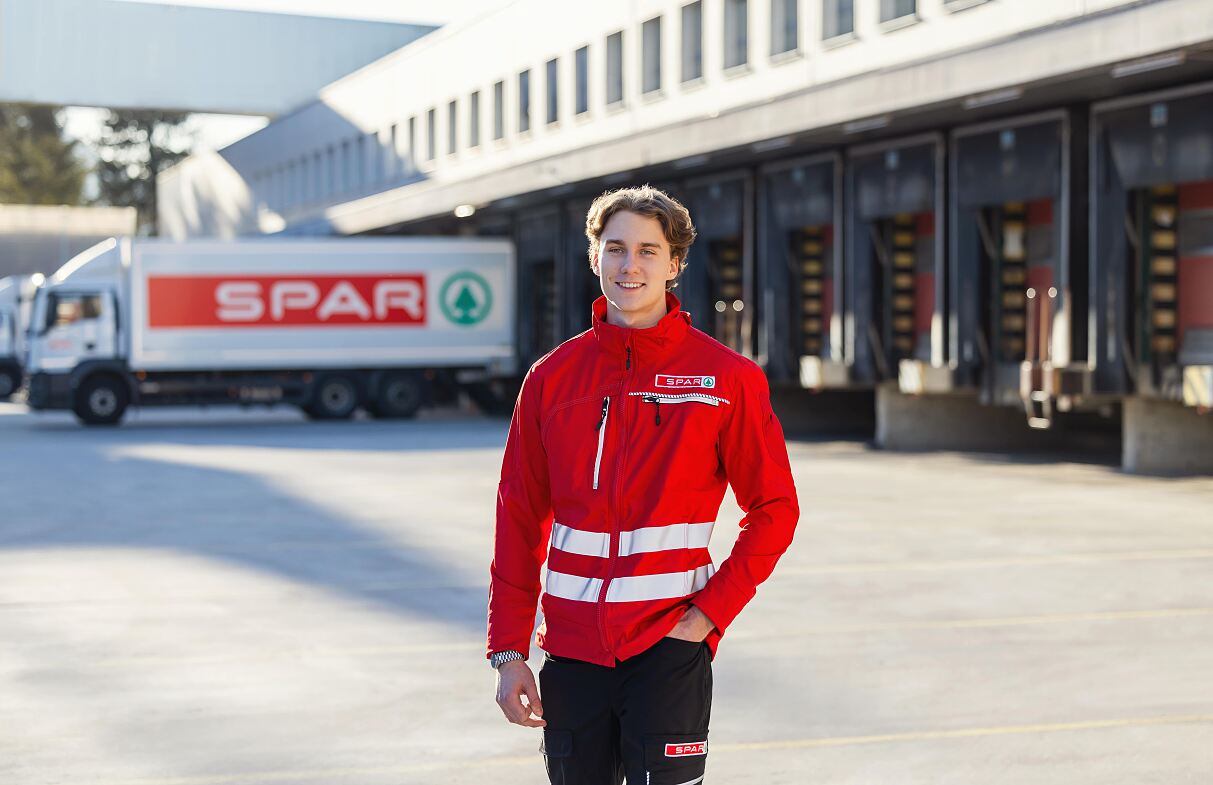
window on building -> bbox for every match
[469,91,481,147]
[299,157,310,203]
[545,59,559,124]
[387,124,398,177]
[367,132,378,184]
[426,108,436,161]
[407,116,417,170]
[575,46,589,115]
[356,136,367,188]
[448,100,458,155]
[642,16,662,94]
[944,0,988,10]
[493,80,505,140]
[326,145,336,195]
[880,0,916,23]
[724,0,748,69]
[681,2,703,82]
[341,140,351,191]
[606,30,624,105]
[823,0,854,39]
[313,151,323,198]
[519,69,531,133]
[770,0,798,55]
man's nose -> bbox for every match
[619,252,638,272]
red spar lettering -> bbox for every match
[147,275,426,328]
[664,742,707,757]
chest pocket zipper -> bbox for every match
[628,391,731,425]
[593,396,609,490]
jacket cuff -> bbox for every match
[692,578,750,635]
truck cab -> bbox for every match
[26,240,128,423]
[0,274,44,400]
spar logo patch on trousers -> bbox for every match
[665,741,707,757]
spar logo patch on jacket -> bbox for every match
[655,374,716,389]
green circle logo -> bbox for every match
[702,377,715,388]
[440,271,492,326]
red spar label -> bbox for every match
[146,275,426,328]
[665,741,707,757]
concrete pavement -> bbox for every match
[0,402,1210,783]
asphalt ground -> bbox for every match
[1,401,1211,784]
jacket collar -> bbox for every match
[591,292,692,370]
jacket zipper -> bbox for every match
[598,338,633,657]
[592,396,609,490]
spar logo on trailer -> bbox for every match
[665,741,707,757]
[655,374,716,389]
[146,274,427,328]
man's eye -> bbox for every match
[608,247,623,254]
[642,249,655,255]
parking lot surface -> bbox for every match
[1,402,1211,784]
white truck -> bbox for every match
[0,274,41,400]
[24,237,515,425]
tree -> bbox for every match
[94,110,193,235]
[0,104,87,205]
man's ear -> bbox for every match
[667,255,680,280]
[590,252,600,277]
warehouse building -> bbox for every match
[160,0,1213,473]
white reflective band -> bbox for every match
[543,570,604,603]
[619,521,715,556]
[550,522,610,558]
[549,521,715,558]
[606,564,715,603]
[543,564,715,604]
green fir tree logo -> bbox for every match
[440,271,493,326]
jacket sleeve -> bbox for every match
[486,366,554,659]
[692,362,799,634]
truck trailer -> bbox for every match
[24,237,515,425]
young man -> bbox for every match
[487,185,799,785]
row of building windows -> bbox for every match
[254,0,990,213]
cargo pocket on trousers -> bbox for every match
[644,732,708,785]
[540,729,573,785]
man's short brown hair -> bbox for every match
[585,185,697,290]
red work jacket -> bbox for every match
[487,293,799,666]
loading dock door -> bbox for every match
[951,115,1066,407]
[1093,84,1213,396]
[682,175,752,355]
[846,136,944,385]
[760,155,840,385]
[562,198,599,338]
[516,208,561,367]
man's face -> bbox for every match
[592,210,679,328]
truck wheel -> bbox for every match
[306,374,359,420]
[74,375,129,426]
[0,369,18,400]
[369,372,423,419]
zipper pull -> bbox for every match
[596,397,609,431]
[655,399,661,426]
[626,346,632,370]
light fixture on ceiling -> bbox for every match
[963,86,1024,110]
[454,204,475,218]
[843,115,891,135]
[1111,52,1185,79]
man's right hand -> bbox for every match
[495,659,546,728]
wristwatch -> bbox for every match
[490,650,525,670]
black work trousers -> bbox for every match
[538,636,713,785]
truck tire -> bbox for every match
[368,372,423,419]
[305,374,359,420]
[74,374,129,426]
[0,368,18,400]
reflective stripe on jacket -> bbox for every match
[487,293,799,666]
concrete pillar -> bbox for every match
[1123,396,1213,475]
[875,382,1072,452]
